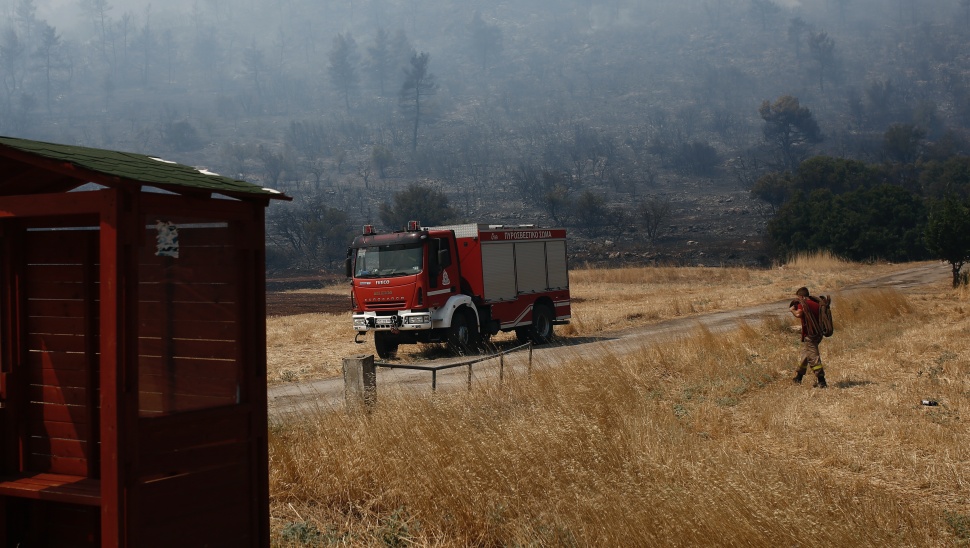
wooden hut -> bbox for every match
[0,136,289,546]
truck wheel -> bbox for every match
[374,331,399,359]
[529,303,554,345]
[447,310,477,355]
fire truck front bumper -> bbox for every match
[353,312,433,332]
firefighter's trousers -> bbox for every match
[796,334,825,377]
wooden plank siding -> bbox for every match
[0,227,103,543]
[23,229,99,478]
[132,402,255,546]
[136,224,242,417]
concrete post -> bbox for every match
[342,354,376,410]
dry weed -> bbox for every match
[266,287,425,383]
[269,256,923,385]
[268,276,970,546]
[781,249,852,271]
[561,254,916,338]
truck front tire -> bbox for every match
[374,331,399,359]
[447,310,478,355]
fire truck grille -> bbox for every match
[366,300,407,310]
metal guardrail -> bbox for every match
[374,342,533,391]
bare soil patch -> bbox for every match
[267,291,347,316]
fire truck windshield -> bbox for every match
[354,242,424,278]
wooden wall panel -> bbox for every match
[26,401,92,426]
[24,447,90,477]
[136,301,235,323]
[27,350,88,371]
[134,406,256,546]
[137,281,235,304]
[136,225,242,417]
[134,462,252,547]
[27,315,88,336]
[22,229,98,478]
[137,318,236,340]
[138,372,238,398]
[137,338,237,360]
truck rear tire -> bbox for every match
[447,310,478,355]
[374,331,399,359]
[528,303,554,345]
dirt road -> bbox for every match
[267,261,951,418]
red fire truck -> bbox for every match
[347,222,571,358]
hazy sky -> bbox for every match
[11,0,959,41]
[29,0,196,30]
[34,0,82,27]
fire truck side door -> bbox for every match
[427,237,459,306]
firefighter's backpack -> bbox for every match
[818,295,834,337]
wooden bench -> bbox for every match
[0,473,101,506]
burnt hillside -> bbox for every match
[2,0,968,269]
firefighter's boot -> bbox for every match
[793,368,805,384]
[813,370,827,389]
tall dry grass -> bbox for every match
[781,249,853,270]
[268,261,970,546]
[550,252,906,338]
[267,253,916,384]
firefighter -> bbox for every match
[789,286,827,388]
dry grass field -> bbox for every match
[266,253,914,383]
[267,255,970,546]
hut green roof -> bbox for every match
[0,135,289,201]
